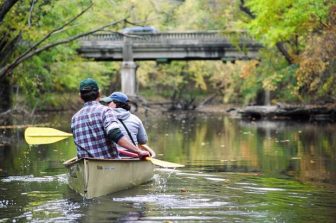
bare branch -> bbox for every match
[239,0,255,19]
[0,0,19,23]
[0,18,127,79]
[14,3,93,67]
[28,0,36,27]
[124,19,152,27]
[0,33,22,67]
[276,42,294,64]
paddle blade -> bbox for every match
[146,157,184,168]
[24,127,72,145]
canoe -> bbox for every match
[63,157,154,199]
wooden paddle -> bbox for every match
[24,127,184,168]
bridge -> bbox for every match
[78,31,262,95]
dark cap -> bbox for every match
[79,78,99,91]
[100,92,128,104]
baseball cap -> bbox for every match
[79,78,99,91]
[100,92,128,104]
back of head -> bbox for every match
[111,92,131,111]
[79,78,99,102]
[100,91,131,111]
[111,92,128,103]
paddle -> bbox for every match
[119,148,184,168]
[25,127,73,145]
[24,127,184,168]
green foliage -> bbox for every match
[138,61,213,109]
[2,0,124,109]
[245,0,330,46]
[242,0,334,104]
[14,57,118,108]
[3,0,335,110]
[254,49,299,102]
[174,0,238,30]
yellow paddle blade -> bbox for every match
[146,157,184,168]
[140,144,183,168]
[24,127,72,145]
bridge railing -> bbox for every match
[81,31,258,44]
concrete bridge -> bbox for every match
[78,31,262,95]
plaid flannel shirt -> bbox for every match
[71,101,120,159]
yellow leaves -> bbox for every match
[295,18,336,99]
[240,60,259,79]
[298,58,326,77]
[193,72,207,91]
[188,61,211,90]
[137,62,154,86]
[262,73,281,91]
[296,58,326,93]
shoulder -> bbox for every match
[100,106,117,121]
[130,114,142,123]
[99,104,111,111]
[71,107,84,120]
[101,106,114,115]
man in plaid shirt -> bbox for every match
[71,78,150,159]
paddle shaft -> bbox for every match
[119,150,184,168]
[24,127,184,168]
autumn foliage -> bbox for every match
[296,6,336,102]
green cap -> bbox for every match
[79,78,99,91]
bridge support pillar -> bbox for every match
[121,61,137,96]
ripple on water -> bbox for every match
[0,199,14,208]
[242,186,286,192]
[205,177,229,182]
[14,199,82,222]
[1,174,68,184]
[113,194,230,209]
[112,193,269,222]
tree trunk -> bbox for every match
[0,76,11,112]
[0,0,19,23]
[239,0,294,65]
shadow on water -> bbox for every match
[0,111,336,222]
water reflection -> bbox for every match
[0,112,336,222]
[146,113,336,185]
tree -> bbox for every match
[0,0,129,111]
[296,6,336,102]
[240,0,331,65]
[238,0,334,104]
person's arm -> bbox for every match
[116,135,149,159]
[107,124,149,159]
[117,136,137,149]
[103,107,149,158]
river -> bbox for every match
[0,111,335,222]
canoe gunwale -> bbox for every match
[63,145,155,167]
[63,157,144,167]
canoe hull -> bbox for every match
[64,158,154,199]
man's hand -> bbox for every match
[138,150,150,160]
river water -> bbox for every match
[0,111,335,222]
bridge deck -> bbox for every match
[78,31,262,61]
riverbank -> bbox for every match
[2,93,336,123]
[188,103,336,122]
[236,104,336,122]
